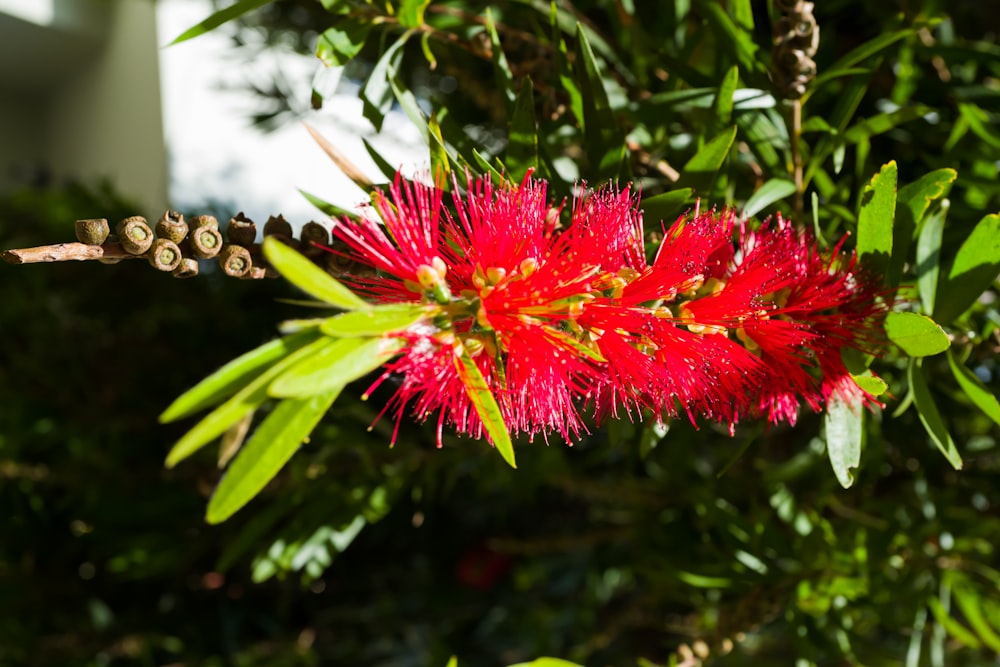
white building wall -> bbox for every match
[0,0,167,214]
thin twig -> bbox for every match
[2,242,139,265]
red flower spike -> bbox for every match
[326,172,888,450]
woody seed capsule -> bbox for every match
[155,210,188,243]
[189,214,219,230]
[263,214,293,238]
[116,216,154,254]
[172,257,199,278]
[75,218,110,245]
[189,225,224,259]
[226,212,256,246]
[218,244,253,277]
[146,238,183,271]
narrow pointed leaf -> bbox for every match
[742,179,796,218]
[885,312,949,357]
[908,359,962,469]
[165,337,330,467]
[506,78,539,182]
[825,392,863,489]
[169,0,273,45]
[454,347,516,468]
[934,213,1000,324]
[320,304,427,337]
[160,330,320,423]
[676,126,737,193]
[916,201,948,314]
[263,236,369,310]
[711,66,739,132]
[206,389,341,524]
[952,582,1000,652]
[890,168,955,286]
[269,337,405,398]
[642,188,693,224]
[856,161,897,275]
[947,349,1000,428]
[928,596,981,648]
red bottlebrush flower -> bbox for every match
[328,172,887,449]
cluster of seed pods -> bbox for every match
[70,212,341,279]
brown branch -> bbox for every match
[2,242,140,265]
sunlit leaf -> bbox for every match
[398,0,431,28]
[915,200,948,314]
[361,33,408,131]
[454,346,516,468]
[742,179,796,218]
[206,389,341,523]
[676,126,737,193]
[168,0,274,45]
[263,236,369,310]
[320,303,428,337]
[856,161,897,276]
[269,337,405,398]
[160,330,320,423]
[316,17,370,67]
[928,595,981,649]
[506,659,585,667]
[825,392,863,489]
[890,169,955,286]
[885,312,949,357]
[908,359,962,469]
[165,337,330,467]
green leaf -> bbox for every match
[890,169,956,286]
[315,17,371,67]
[642,189,693,224]
[711,65,739,132]
[362,138,399,182]
[361,33,408,131]
[506,78,539,182]
[810,28,916,94]
[915,200,948,314]
[506,659,585,667]
[320,303,428,337]
[695,0,759,74]
[160,330,320,423]
[928,595,981,649]
[206,389,341,523]
[934,213,1000,324]
[299,188,361,220]
[445,658,458,667]
[398,0,431,28]
[165,337,330,467]
[856,161,897,275]
[947,349,1000,428]
[574,24,621,178]
[453,346,516,468]
[263,236,369,310]
[852,371,888,397]
[168,0,274,45]
[952,581,1000,652]
[485,10,516,108]
[269,337,405,398]
[825,392,863,489]
[843,106,931,144]
[742,179,796,218]
[885,312,949,357]
[908,359,963,470]
[676,126,737,193]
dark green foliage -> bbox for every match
[4,0,1000,665]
